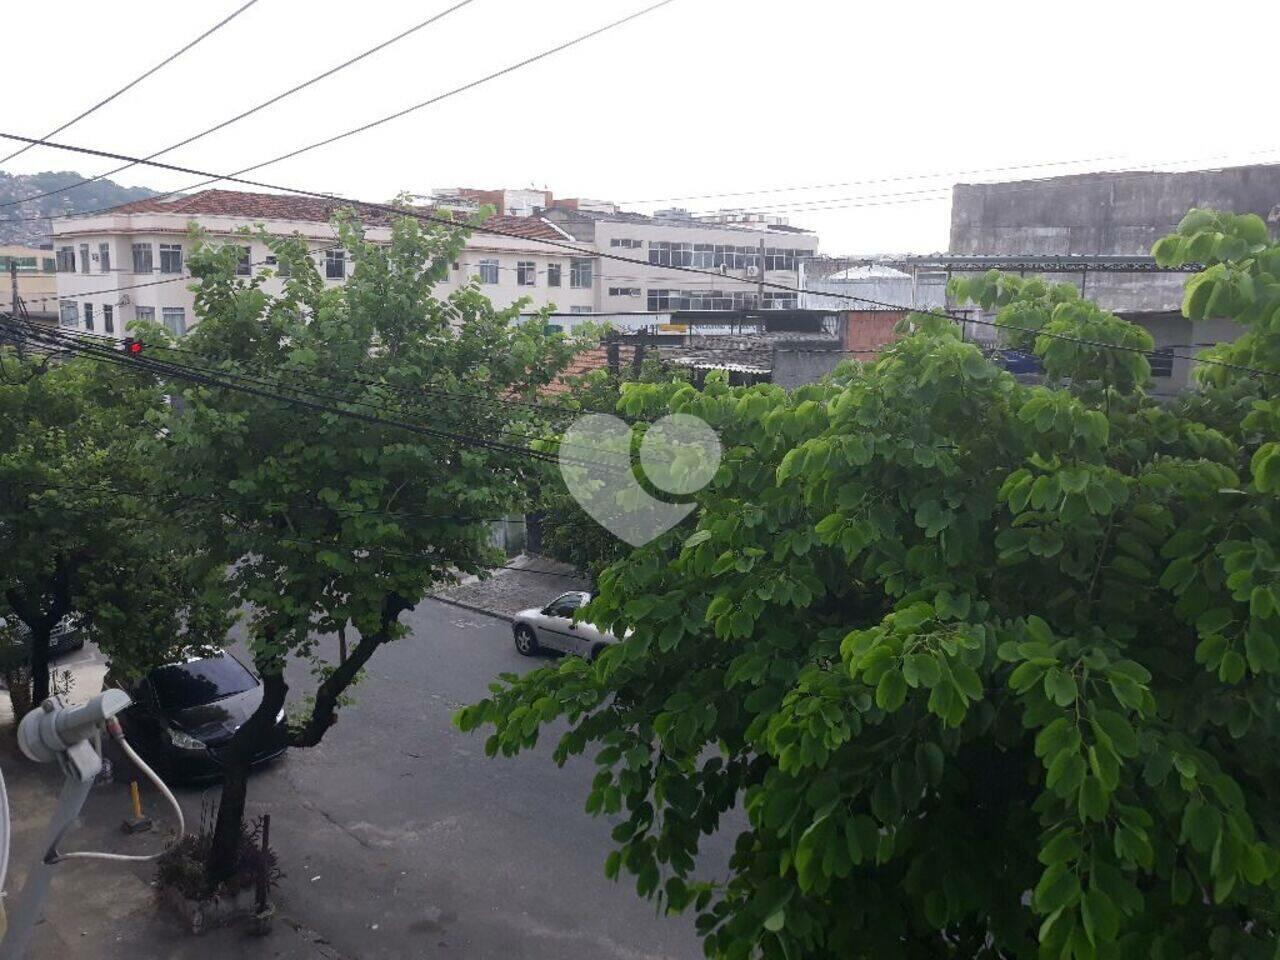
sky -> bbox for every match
[3,0,1278,254]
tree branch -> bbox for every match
[288,591,412,748]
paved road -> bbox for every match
[205,599,730,959]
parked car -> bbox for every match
[512,591,618,661]
[104,651,287,782]
[0,613,85,659]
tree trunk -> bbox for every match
[206,659,287,887]
[29,627,51,705]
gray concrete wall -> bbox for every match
[771,343,844,388]
[950,164,1280,256]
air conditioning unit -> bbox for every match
[745,265,760,279]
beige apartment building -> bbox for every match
[1,244,58,322]
[51,186,820,340]
[50,190,596,340]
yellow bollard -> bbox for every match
[122,780,153,834]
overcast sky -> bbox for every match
[4,0,1278,254]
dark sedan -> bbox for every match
[106,652,288,782]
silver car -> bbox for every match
[512,591,616,661]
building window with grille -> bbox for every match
[162,307,186,337]
[103,304,114,334]
[58,300,78,328]
[477,259,499,284]
[609,287,640,297]
[647,289,671,311]
[132,243,153,274]
[159,243,183,274]
[83,302,94,331]
[546,263,561,287]
[79,244,90,274]
[516,261,536,286]
[135,306,155,325]
[1149,348,1174,378]
[325,249,346,280]
[56,247,75,272]
[609,238,642,249]
[98,243,111,273]
[570,306,594,314]
[569,259,592,288]
[236,247,252,276]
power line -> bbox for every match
[4,135,1277,382]
[622,146,1280,209]
[0,0,479,212]
[0,1,262,167]
[0,0,678,228]
[2,318,631,472]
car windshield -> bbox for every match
[150,654,257,712]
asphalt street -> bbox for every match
[209,598,731,959]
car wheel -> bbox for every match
[513,625,539,656]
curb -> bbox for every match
[425,594,515,624]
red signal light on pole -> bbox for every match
[123,338,144,355]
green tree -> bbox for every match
[458,210,1280,959]
[159,212,579,884]
[0,349,230,705]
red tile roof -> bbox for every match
[100,189,570,241]
[540,345,637,396]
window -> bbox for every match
[135,306,155,325]
[609,238,642,249]
[570,258,592,288]
[56,246,75,272]
[570,306,594,315]
[236,247,252,276]
[264,254,291,277]
[516,261,536,286]
[162,307,186,337]
[0,256,37,272]
[647,289,738,311]
[763,248,806,272]
[544,592,586,618]
[58,300,78,328]
[42,257,55,273]
[98,243,110,273]
[83,302,94,331]
[692,244,715,268]
[159,243,183,274]
[79,244,90,274]
[477,259,499,284]
[609,287,641,297]
[546,263,561,287]
[103,304,114,334]
[131,243,153,274]
[325,249,346,280]
[1150,348,1174,378]
[648,241,692,268]
[762,291,798,310]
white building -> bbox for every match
[50,187,821,341]
[48,190,596,340]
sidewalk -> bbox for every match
[429,554,590,622]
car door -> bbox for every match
[535,592,589,656]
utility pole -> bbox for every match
[756,238,766,313]
[9,259,22,358]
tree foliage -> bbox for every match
[156,212,579,880]
[458,210,1280,959]
[0,350,230,702]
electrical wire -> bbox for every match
[0,1,262,167]
[2,318,633,472]
[0,0,479,212]
[3,138,1276,381]
[0,0,677,227]
[50,720,184,863]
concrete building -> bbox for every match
[49,190,595,340]
[0,244,58,323]
[946,163,1280,394]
